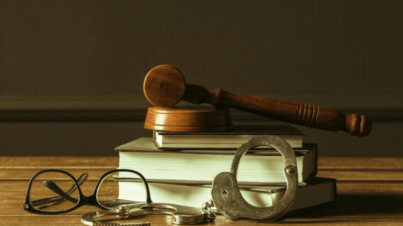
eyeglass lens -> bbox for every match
[29,171,80,212]
[97,171,146,208]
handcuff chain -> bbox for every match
[202,200,216,221]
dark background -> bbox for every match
[1,0,402,157]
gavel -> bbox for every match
[143,65,372,137]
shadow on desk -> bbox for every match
[282,193,403,223]
[335,194,403,215]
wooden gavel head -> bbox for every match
[143,65,372,136]
[143,65,186,107]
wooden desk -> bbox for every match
[1,157,402,225]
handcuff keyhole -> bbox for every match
[222,189,228,196]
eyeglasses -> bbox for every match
[23,169,151,214]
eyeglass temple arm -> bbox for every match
[42,180,79,204]
[31,173,88,206]
[44,173,89,207]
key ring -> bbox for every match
[211,135,298,221]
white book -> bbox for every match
[117,178,336,215]
[116,137,317,185]
[153,124,304,149]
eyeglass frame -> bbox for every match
[23,169,152,214]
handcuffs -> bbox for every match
[81,135,298,225]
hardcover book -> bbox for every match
[116,137,317,185]
[153,124,304,149]
[117,177,336,215]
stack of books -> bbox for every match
[115,124,336,216]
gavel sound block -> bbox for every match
[144,106,233,132]
[143,65,372,137]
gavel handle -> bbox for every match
[183,85,372,137]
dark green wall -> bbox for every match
[1,1,402,156]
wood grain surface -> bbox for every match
[1,157,402,225]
